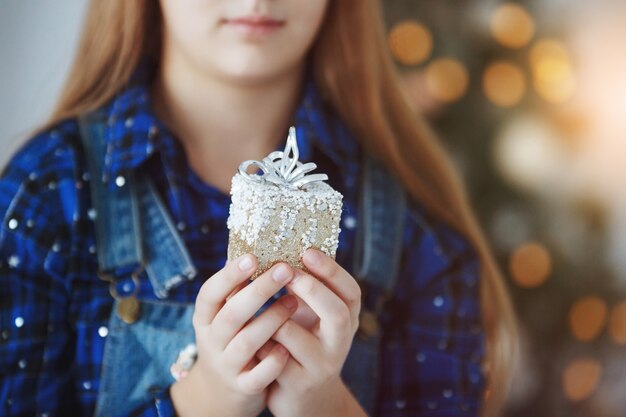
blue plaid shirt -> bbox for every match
[0,66,485,416]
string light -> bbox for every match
[562,358,602,402]
[425,58,469,103]
[388,21,433,66]
[530,39,576,103]
[493,115,566,192]
[569,297,608,342]
[509,242,552,288]
[490,3,536,49]
[483,61,526,107]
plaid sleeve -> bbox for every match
[0,130,80,416]
[378,208,486,417]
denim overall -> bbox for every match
[78,111,406,417]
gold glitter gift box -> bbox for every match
[227,127,343,278]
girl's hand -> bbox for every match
[258,249,368,417]
[171,255,297,417]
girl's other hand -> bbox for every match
[259,249,368,417]
[171,254,297,417]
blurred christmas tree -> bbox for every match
[382,1,626,416]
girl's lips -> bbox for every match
[223,16,286,37]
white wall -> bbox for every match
[0,0,88,169]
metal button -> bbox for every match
[117,297,141,324]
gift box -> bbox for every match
[227,127,343,278]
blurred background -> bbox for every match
[384,1,626,416]
[1,1,625,416]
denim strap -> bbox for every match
[338,154,406,415]
[353,155,406,294]
[136,177,197,298]
[78,113,196,298]
[78,111,143,273]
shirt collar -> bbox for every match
[100,64,359,183]
[101,62,164,182]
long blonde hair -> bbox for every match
[50,1,517,415]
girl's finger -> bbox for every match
[193,254,257,328]
[273,354,303,387]
[224,295,298,371]
[302,249,361,329]
[255,340,276,361]
[272,318,322,370]
[237,343,289,395]
[289,294,319,330]
[211,263,294,349]
[226,282,248,301]
[287,271,353,354]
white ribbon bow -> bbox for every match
[238,127,328,189]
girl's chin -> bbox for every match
[214,67,291,87]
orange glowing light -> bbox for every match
[569,297,608,342]
[562,358,602,402]
[509,242,552,288]
[483,61,526,107]
[388,21,434,66]
[425,58,469,103]
[530,39,576,104]
[530,39,569,66]
[490,3,535,49]
[609,301,626,345]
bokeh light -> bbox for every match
[494,115,567,193]
[425,57,469,103]
[609,301,626,345]
[530,39,576,104]
[483,61,526,107]
[562,358,602,402]
[490,3,535,49]
[509,242,552,288]
[569,297,608,342]
[388,21,434,66]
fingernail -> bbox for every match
[238,255,254,271]
[280,295,297,309]
[272,264,292,283]
[304,249,321,266]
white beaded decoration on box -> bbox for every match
[227,127,343,277]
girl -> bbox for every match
[0,1,517,416]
